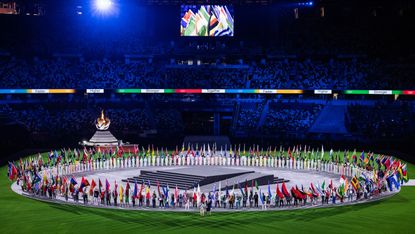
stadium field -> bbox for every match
[1,153,414,234]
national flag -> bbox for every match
[133,144,139,155]
[8,162,18,181]
[276,183,284,199]
[351,176,360,191]
[126,182,130,192]
[212,183,217,200]
[69,176,77,193]
[83,147,89,159]
[105,179,110,191]
[218,181,221,198]
[291,186,303,200]
[383,157,391,169]
[70,176,78,186]
[401,165,409,183]
[281,182,290,198]
[338,183,345,197]
[163,183,169,198]
[31,171,41,186]
[288,147,293,159]
[157,181,161,196]
[98,179,103,192]
[120,185,124,201]
[360,151,365,163]
[145,185,151,200]
[364,154,369,165]
[174,185,179,202]
[310,183,320,197]
[386,174,400,191]
[90,179,96,194]
[133,180,138,198]
[259,189,264,204]
[79,176,90,192]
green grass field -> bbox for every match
[1,153,414,234]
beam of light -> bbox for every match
[95,0,113,12]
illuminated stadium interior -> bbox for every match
[1,0,415,234]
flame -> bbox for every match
[97,110,109,126]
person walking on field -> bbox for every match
[184,192,190,210]
[206,199,212,215]
[200,202,206,216]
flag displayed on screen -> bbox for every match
[180,5,234,37]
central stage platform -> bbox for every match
[122,167,288,190]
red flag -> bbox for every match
[139,181,144,197]
[89,179,96,195]
[90,179,96,190]
[8,163,18,181]
[288,147,293,159]
[276,183,284,199]
[310,183,319,197]
[174,185,179,201]
[295,185,306,199]
[98,179,103,191]
[116,146,124,158]
[83,147,89,160]
[79,176,90,192]
[281,182,290,198]
[133,145,139,155]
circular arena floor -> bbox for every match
[11,165,398,212]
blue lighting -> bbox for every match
[298,1,313,7]
[95,0,113,12]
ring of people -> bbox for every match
[9,147,408,213]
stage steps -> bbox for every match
[122,169,255,190]
[199,172,289,192]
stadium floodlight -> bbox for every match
[95,0,113,12]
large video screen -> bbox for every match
[180,5,234,37]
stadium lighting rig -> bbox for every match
[95,0,113,12]
[92,0,119,16]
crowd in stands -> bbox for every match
[234,102,323,134]
[262,103,323,133]
[346,102,415,138]
[236,102,265,130]
[0,104,184,139]
[1,99,414,145]
[1,56,414,89]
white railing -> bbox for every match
[46,155,371,180]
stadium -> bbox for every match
[1,0,415,233]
